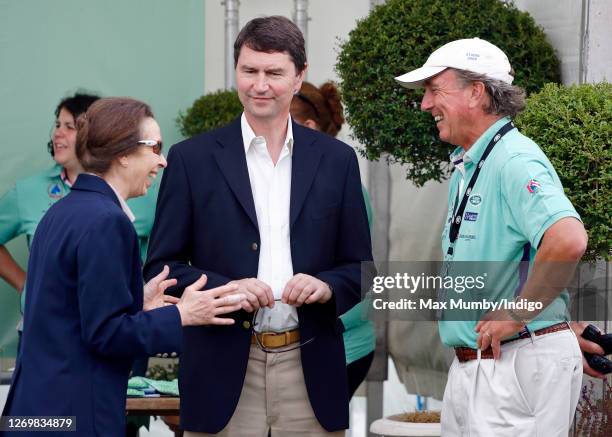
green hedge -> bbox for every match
[515,82,611,260]
[177,89,242,137]
[336,0,560,186]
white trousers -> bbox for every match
[441,329,583,437]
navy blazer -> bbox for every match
[2,175,182,437]
[144,118,373,433]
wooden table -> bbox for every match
[126,396,180,415]
[126,397,182,436]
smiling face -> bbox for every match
[421,69,475,148]
[52,107,79,168]
[236,45,305,125]
[128,117,166,198]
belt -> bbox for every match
[455,322,570,362]
[251,329,300,349]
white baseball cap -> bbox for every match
[394,37,514,89]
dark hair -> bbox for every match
[290,81,345,137]
[48,92,100,156]
[76,97,154,175]
[234,16,306,73]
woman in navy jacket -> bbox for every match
[1,98,243,436]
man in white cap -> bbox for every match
[395,38,590,436]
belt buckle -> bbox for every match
[259,331,284,348]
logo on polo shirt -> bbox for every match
[464,211,479,222]
[469,194,482,206]
[526,179,541,194]
[48,183,64,199]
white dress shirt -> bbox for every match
[241,113,298,332]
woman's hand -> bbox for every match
[143,265,180,311]
[177,275,245,326]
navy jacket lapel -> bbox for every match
[213,118,259,230]
[72,174,121,208]
[290,122,321,228]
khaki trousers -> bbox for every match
[185,344,345,437]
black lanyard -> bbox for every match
[447,121,515,256]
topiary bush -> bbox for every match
[336,0,560,186]
[515,82,611,261]
[177,89,242,137]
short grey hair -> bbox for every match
[453,68,526,118]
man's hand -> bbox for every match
[177,275,245,326]
[570,321,606,379]
[228,278,275,312]
[282,274,332,306]
[475,310,525,360]
[143,265,180,311]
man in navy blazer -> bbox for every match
[144,16,373,436]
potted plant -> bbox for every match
[575,380,612,436]
[370,411,441,436]
[176,89,242,137]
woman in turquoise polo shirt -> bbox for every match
[291,81,376,397]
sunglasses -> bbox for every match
[137,139,163,155]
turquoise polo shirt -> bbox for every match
[339,185,376,364]
[0,164,159,316]
[438,117,581,348]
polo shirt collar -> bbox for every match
[449,147,465,168]
[47,164,75,188]
[463,116,511,165]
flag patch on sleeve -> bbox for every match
[526,179,541,194]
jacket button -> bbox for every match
[251,242,258,251]
[243,320,251,329]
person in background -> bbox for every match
[290,80,375,398]
[1,97,244,437]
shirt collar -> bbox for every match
[59,167,74,188]
[240,112,294,155]
[449,147,465,167]
[47,164,70,185]
[463,116,511,165]
[86,173,135,222]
